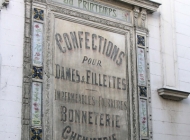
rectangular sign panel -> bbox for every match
[53,19,128,140]
[52,0,131,23]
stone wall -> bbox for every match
[0,0,24,139]
[148,0,190,140]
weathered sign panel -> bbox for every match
[52,0,131,23]
[53,19,128,140]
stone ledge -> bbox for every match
[117,0,161,13]
[158,88,190,101]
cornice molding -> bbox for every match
[117,0,161,13]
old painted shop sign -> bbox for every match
[54,19,128,139]
[52,0,131,23]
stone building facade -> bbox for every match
[0,0,190,140]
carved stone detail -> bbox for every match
[22,2,32,140]
[43,10,53,140]
[133,6,140,27]
[140,8,147,28]
[130,29,139,140]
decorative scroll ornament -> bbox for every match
[133,6,140,27]
[141,9,147,28]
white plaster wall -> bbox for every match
[0,0,24,139]
[148,0,190,140]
